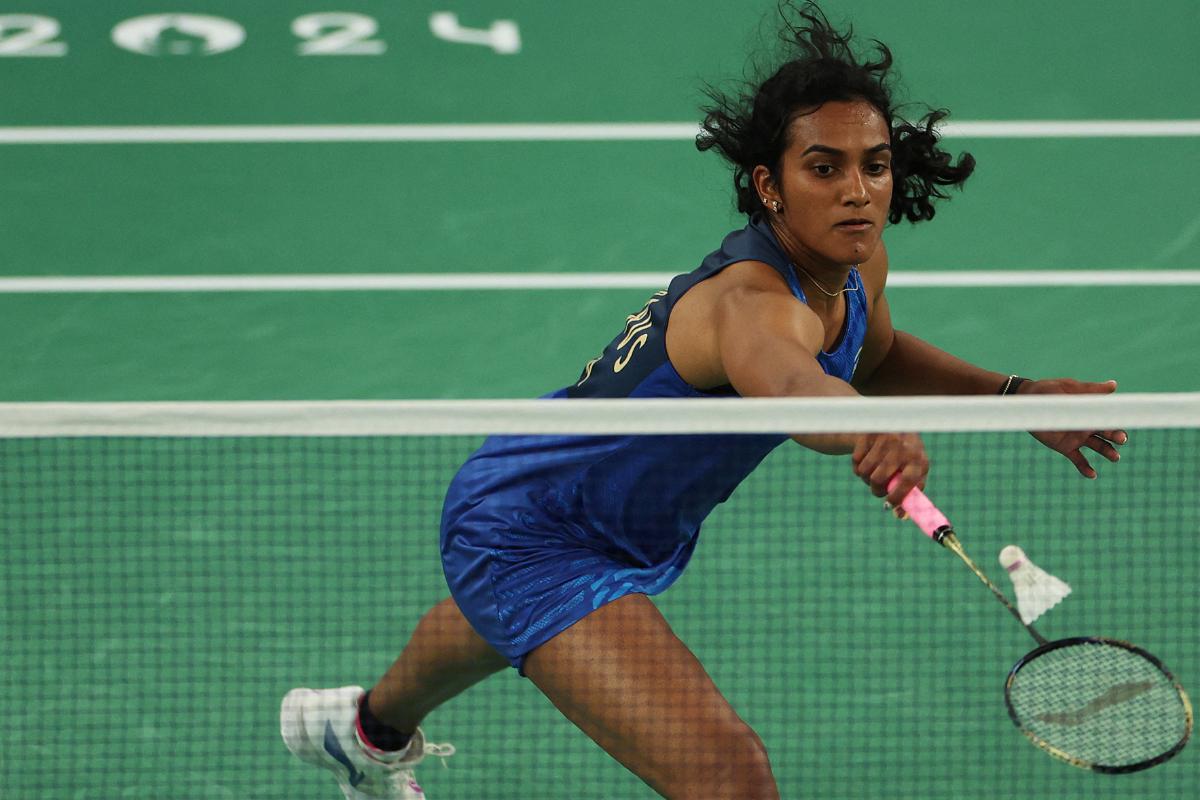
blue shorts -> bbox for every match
[440,471,695,674]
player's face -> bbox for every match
[770,99,892,267]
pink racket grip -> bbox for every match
[887,476,954,543]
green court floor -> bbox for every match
[2,1,1197,797]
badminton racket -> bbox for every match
[894,482,1193,773]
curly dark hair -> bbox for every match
[696,1,975,224]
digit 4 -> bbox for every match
[429,12,520,54]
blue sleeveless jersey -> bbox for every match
[441,215,867,666]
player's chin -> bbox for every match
[823,236,881,266]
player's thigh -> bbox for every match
[522,593,778,800]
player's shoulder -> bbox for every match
[675,259,795,327]
[699,259,792,296]
[671,257,806,340]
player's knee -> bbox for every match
[726,727,776,796]
[678,723,776,799]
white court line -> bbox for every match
[0,120,1198,144]
[0,271,1198,293]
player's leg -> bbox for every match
[523,593,779,800]
[366,595,509,734]
[281,596,506,799]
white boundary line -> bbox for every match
[2,394,1197,436]
[0,271,1197,293]
[0,273,676,293]
[0,120,1198,144]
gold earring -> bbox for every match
[771,201,782,213]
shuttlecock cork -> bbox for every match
[999,545,1072,625]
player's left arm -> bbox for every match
[853,244,1015,395]
[851,242,1127,477]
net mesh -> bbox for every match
[2,397,1197,799]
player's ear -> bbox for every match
[751,165,779,211]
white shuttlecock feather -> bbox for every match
[999,545,1072,625]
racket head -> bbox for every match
[1005,636,1193,773]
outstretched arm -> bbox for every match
[851,245,1020,395]
[850,245,1126,476]
[666,260,928,505]
[855,324,1012,396]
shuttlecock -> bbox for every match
[999,545,1071,625]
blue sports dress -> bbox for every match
[440,215,868,672]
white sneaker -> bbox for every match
[281,685,455,800]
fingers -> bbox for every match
[1032,427,1128,478]
[1080,379,1118,394]
[1083,433,1123,464]
[852,435,888,497]
[1030,378,1118,395]
[882,463,926,508]
[850,434,871,467]
[852,433,928,505]
[1062,446,1098,479]
[1065,378,1119,394]
[883,500,909,520]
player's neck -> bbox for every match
[766,218,854,300]
[792,262,853,308]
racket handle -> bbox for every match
[887,476,954,543]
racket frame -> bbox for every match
[1004,635,1194,773]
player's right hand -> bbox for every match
[851,432,928,507]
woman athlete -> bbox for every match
[280,3,1126,798]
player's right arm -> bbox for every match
[666,261,927,504]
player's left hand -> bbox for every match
[1019,378,1127,478]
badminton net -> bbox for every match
[1,394,1196,799]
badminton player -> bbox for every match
[280,3,1127,797]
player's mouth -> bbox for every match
[834,218,874,232]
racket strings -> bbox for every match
[1008,641,1189,767]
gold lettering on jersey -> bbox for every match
[612,291,665,373]
[575,291,667,387]
[617,313,654,349]
[576,355,601,387]
[614,333,649,372]
[619,293,664,342]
